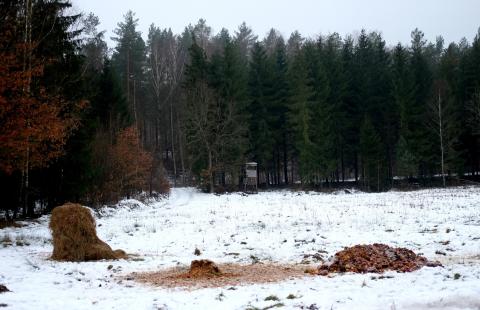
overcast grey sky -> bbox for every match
[73,0,479,48]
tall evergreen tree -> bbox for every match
[392,43,417,178]
[234,22,257,61]
[270,37,290,184]
[303,40,334,183]
[287,44,315,183]
[112,11,146,133]
[321,33,348,181]
[409,28,434,177]
[247,42,274,184]
[462,29,480,175]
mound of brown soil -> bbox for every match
[130,261,310,289]
[49,203,126,261]
[317,243,442,275]
[0,285,9,293]
[187,260,222,278]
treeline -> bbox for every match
[180,20,480,192]
[112,12,480,193]
[1,1,480,219]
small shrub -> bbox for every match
[15,235,30,246]
[264,295,280,301]
[215,292,225,301]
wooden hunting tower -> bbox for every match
[244,162,258,193]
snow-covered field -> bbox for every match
[1,187,480,309]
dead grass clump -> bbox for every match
[130,261,310,289]
[317,243,442,275]
[49,203,126,261]
[0,221,25,229]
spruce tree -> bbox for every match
[392,43,417,178]
[270,37,290,184]
[112,11,146,131]
[409,28,433,177]
[247,42,275,185]
[359,117,384,191]
[303,40,334,184]
[287,46,315,184]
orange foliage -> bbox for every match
[89,127,169,205]
[108,126,153,197]
[0,32,84,174]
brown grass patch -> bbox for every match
[130,261,311,290]
[0,221,25,229]
[49,203,126,261]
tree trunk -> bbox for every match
[377,161,380,192]
[126,49,130,113]
[176,112,186,185]
[170,99,177,187]
[276,149,280,185]
[283,135,288,185]
[22,0,32,218]
[438,91,446,187]
[208,150,214,193]
[155,116,159,149]
[354,152,359,182]
[133,79,138,131]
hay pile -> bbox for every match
[49,203,126,261]
[317,243,442,275]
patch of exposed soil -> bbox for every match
[130,261,310,289]
[317,243,442,275]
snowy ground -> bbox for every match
[1,187,480,309]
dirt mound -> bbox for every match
[49,203,126,261]
[130,262,309,289]
[317,243,442,275]
[187,260,222,278]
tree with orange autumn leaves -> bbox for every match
[0,10,85,216]
[0,40,85,174]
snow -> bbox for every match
[1,187,480,309]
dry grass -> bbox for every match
[0,221,25,229]
[49,203,126,261]
[130,262,311,290]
